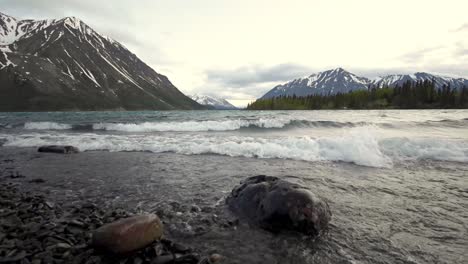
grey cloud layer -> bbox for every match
[456,23,468,32]
[205,64,314,88]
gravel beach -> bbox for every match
[1,146,467,263]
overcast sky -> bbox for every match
[2,0,468,107]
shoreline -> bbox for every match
[1,147,467,264]
[0,160,218,264]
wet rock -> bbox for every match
[0,250,26,262]
[92,214,164,254]
[8,171,25,179]
[226,175,332,235]
[190,205,201,213]
[28,179,46,184]
[151,254,174,264]
[44,201,55,209]
[161,239,191,254]
[38,145,79,154]
[209,254,223,263]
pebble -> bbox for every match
[0,182,211,264]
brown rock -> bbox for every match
[209,253,223,263]
[92,214,163,254]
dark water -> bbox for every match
[0,110,467,263]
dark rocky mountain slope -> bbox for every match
[0,12,203,111]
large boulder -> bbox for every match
[38,145,79,154]
[92,214,164,254]
[226,175,331,235]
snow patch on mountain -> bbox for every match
[373,72,467,90]
[0,12,202,111]
[262,68,370,99]
[190,94,237,109]
[261,68,468,99]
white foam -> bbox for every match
[93,118,291,132]
[380,138,468,163]
[0,126,388,167]
[24,122,72,130]
[3,126,466,168]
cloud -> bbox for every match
[456,23,468,32]
[1,0,176,67]
[399,46,444,63]
[200,64,316,100]
[454,42,468,57]
[1,0,128,20]
[205,63,314,88]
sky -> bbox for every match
[1,0,468,107]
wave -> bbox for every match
[20,119,368,132]
[2,127,467,168]
[24,122,72,130]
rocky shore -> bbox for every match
[0,176,218,264]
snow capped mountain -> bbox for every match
[190,94,237,109]
[261,68,468,99]
[262,68,370,99]
[373,72,468,90]
[0,12,203,111]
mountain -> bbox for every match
[261,68,468,99]
[0,12,203,111]
[262,68,370,99]
[373,72,468,90]
[190,94,237,109]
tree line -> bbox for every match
[247,80,468,110]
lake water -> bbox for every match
[0,110,467,263]
[1,110,468,168]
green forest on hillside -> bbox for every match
[247,80,468,110]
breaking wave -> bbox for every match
[20,119,368,132]
[24,122,72,130]
[2,126,467,168]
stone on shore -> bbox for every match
[38,145,79,154]
[226,175,332,235]
[92,214,164,254]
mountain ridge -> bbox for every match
[0,12,203,111]
[261,68,468,99]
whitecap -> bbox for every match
[24,122,72,130]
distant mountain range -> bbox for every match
[0,12,204,111]
[190,94,237,109]
[261,68,468,99]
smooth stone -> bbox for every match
[226,175,332,235]
[44,201,55,209]
[92,214,163,254]
[209,253,223,263]
[37,145,79,154]
[151,255,174,264]
[0,250,26,263]
[28,179,46,184]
